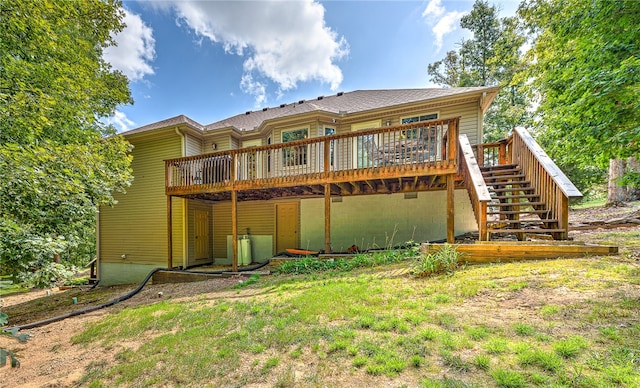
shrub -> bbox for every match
[411,243,460,277]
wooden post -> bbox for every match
[231,190,238,272]
[231,153,238,272]
[167,195,173,269]
[478,201,488,241]
[498,142,507,165]
[556,191,569,240]
[324,183,332,254]
[447,174,455,243]
[476,144,484,167]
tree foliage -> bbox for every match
[0,0,133,282]
[519,0,640,190]
[428,0,529,142]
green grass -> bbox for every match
[70,246,640,386]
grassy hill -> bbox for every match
[68,237,639,387]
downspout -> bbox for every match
[174,128,188,269]
[96,209,101,282]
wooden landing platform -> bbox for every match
[421,241,618,263]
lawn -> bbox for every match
[67,245,639,387]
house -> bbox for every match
[97,87,581,285]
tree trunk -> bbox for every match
[606,158,627,207]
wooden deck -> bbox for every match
[163,118,584,271]
[165,117,461,201]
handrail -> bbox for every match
[459,134,491,241]
[165,117,460,193]
[511,127,582,239]
[512,127,582,198]
[474,137,511,167]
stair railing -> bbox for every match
[459,134,492,241]
[511,127,582,239]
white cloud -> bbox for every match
[422,0,466,51]
[240,74,267,107]
[105,110,136,132]
[161,1,348,103]
[103,10,155,82]
[423,0,445,18]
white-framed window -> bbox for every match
[401,113,438,124]
[282,128,308,166]
[324,127,336,168]
[400,113,439,140]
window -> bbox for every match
[401,113,439,139]
[401,113,438,125]
[324,127,335,167]
[282,128,308,166]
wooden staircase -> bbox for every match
[481,163,567,240]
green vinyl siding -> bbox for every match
[439,102,481,145]
[99,133,184,282]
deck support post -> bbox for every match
[324,183,332,254]
[231,190,238,273]
[167,195,173,269]
[447,174,455,243]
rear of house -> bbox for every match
[98,87,579,285]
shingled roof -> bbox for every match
[206,87,497,131]
[122,87,498,136]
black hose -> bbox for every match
[181,259,271,274]
[3,261,272,333]
[3,267,164,333]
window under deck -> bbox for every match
[165,117,462,201]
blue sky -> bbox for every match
[103,0,518,132]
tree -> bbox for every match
[519,0,640,203]
[428,0,529,142]
[0,0,133,283]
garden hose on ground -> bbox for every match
[2,261,270,333]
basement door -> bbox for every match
[275,202,299,253]
[194,209,209,260]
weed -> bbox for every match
[553,335,587,358]
[474,354,491,371]
[411,243,460,277]
[422,377,474,387]
[433,293,451,304]
[410,355,423,367]
[466,326,489,341]
[352,355,368,368]
[484,338,509,354]
[420,327,439,341]
[540,304,560,317]
[261,357,279,374]
[491,369,527,388]
[513,323,535,336]
[440,350,471,372]
[233,274,260,289]
[365,363,384,375]
[274,366,296,387]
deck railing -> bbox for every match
[459,134,492,241]
[510,127,582,239]
[474,138,512,167]
[166,117,460,194]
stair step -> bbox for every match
[492,194,540,200]
[487,219,558,225]
[487,181,531,187]
[488,209,550,215]
[488,201,547,207]
[483,174,526,181]
[487,228,567,234]
[482,168,521,176]
[480,164,518,171]
[490,187,536,193]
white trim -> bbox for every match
[400,111,439,125]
